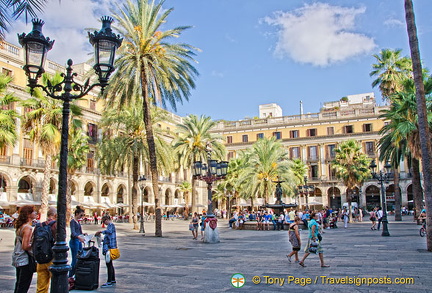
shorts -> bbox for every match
[293,247,301,251]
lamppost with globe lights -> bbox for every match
[298,176,314,210]
[192,148,228,243]
[18,17,122,293]
[369,159,392,236]
[138,175,147,235]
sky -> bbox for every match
[6,0,432,121]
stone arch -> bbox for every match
[365,184,380,211]
[116,184,126,204]
[49,178,57,195]
[0,172,11,192]
[174,189,181,205]
[165,188,173,205]
[70,180,78,196]
[328,186,341,210]
[101,183,110,197]
[84,181,96,196]
[18,175,35,193]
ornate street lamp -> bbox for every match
[18,17,122,293]
[138,175,147,235]
[369,159,392,236]
[298,176,314,210]
[192,148,228,243]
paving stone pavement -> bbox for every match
[1,216,431,293]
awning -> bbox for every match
[10,199,42,207]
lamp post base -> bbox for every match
[381,218,390,236]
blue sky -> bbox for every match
[6,0,432,121]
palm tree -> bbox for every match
[405,0,432,251]
[370,49,412,101]
[21,73,63,221]
[0,0,47,40]
[238,137,297,205]
[98,105,174,229]
[291,159,308,204]
[105,0,198,237]
[172,114,225,213]
[178,181,192,219]
[0,73,20,148]
[332,140,371,221]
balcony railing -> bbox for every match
[20,158,45,168]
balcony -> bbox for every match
[0,156,11,164]
[20,158,45,168]
[307,156,319,163]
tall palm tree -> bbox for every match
[173,114,225,213]
[105,0,198,237]
[332,140,371,221]
[405,0,432,251]
[21,73,64,221]
[0,73,20,148]
[238,137,296,205]
[98,105,174,229]
[291,159,308,204]
[370,49,412,101]
[178,181,192,219]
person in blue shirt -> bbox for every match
[298,212,329,268]
[96,215,118,288]
[69,206,85,278]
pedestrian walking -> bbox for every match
[200,212,207,240]
[369,208,377,230]
[376,207,383,230]
[35,207,57,293]
[298,212,329,268]
[190,212,199,239]
[341,207,349,228]
[69,206,86,278]
[287,216,302,263]
[12,205,36,293]
[96,215,118,288]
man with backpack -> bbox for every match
[33,207,57,293]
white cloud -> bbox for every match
[7,0,114,65]
[264,2,376,66]
[211,70,224,78]
[384,18,405,27]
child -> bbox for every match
[96,215,117,288]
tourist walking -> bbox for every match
[35,207,57,293]
[69,206,86,278]
[191,212,199,239]
[376,207,384,230]
[298,212,329,268]
[12,205,36,293]
[287,216,302,263]
[200,212,207,240]
[96,215,118,288]
[370,208,377,230]
[341,207,349,229]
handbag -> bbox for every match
[189,224,194,231]
[308,240,319,254]
[109,248,120,260]
[317,233,323,242]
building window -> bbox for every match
[290,130,299,138]
[227,151,234,160]
[227,136,233,144]
[365,141,375,155]
[242,135,248,143]
[363,123,372,132]
[290,147,300,159]
[307,129,317,137]
[23,139,33,166]
[310,165,319,179]
[273,131,282,139]
[328,165,336,179]
[344,125,353,134]
[327,144,336,160]
[256,133,264,140]
[327,127,334,135]
[87,151,95,172]
[87,123,98,144]
[308,146,318,161]
[2,68,12,77]
[89,99,96,110]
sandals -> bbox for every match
[321,265,330,268]
[286,255,292,262]
[298,262,306,267]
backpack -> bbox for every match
[32,221,56,264]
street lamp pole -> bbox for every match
[298,176,314,210]
[18,17,122,293]
[370,160,392,237]
[138,175,146,235]
[192,147,228,243]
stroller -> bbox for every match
[329,213,338,229]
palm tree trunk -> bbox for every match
[184,191,190,220]
[40,153,52,222]
[141,82,162,237]
[394,168,402,221]
[405,0,432,251]
[412,158,423,223]
[132,155,139,230]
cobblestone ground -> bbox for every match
[1,215,431,293]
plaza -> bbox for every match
[0,217,431,292]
